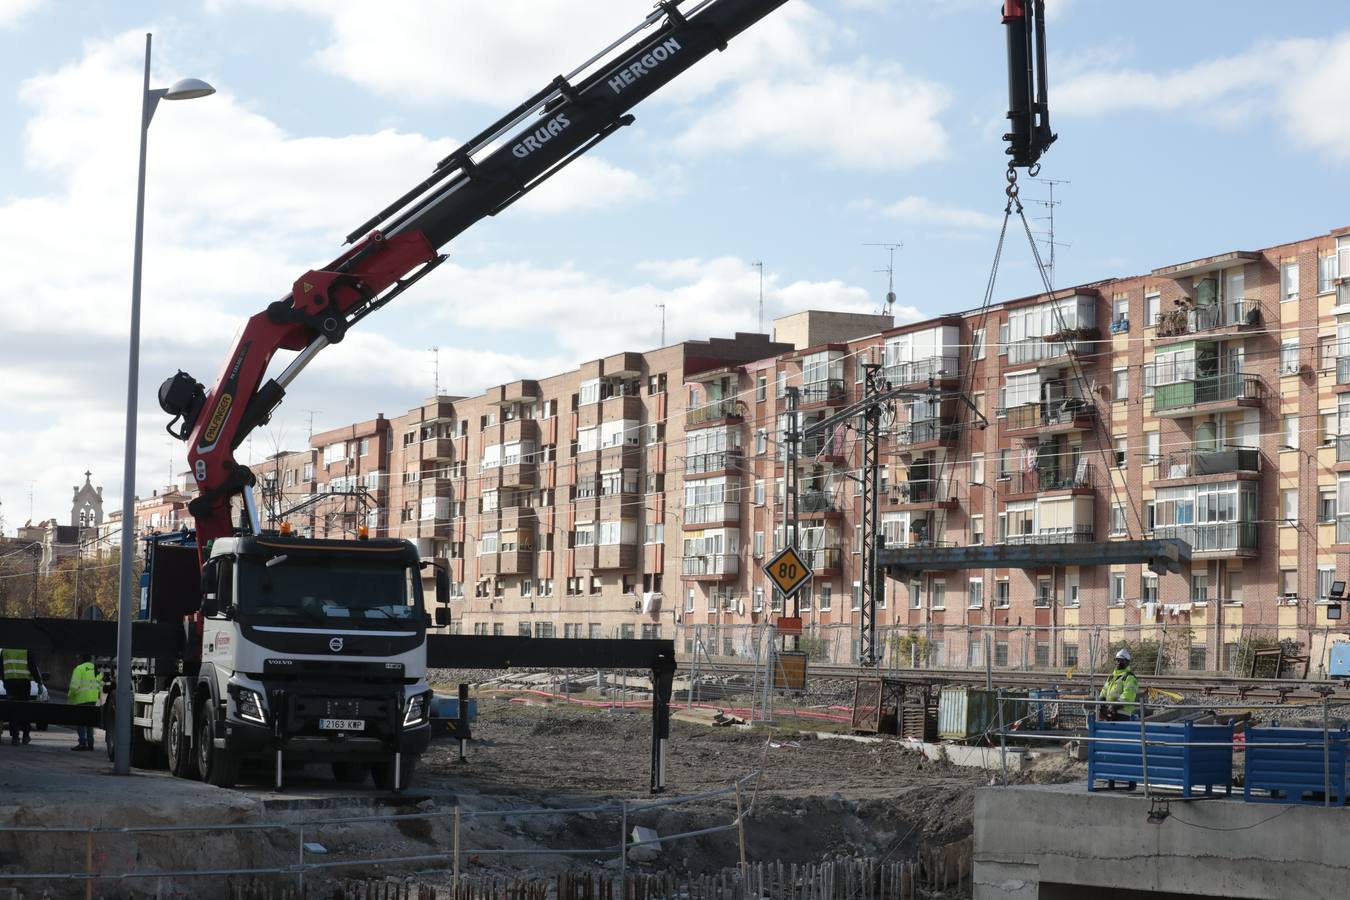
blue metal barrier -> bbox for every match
[1087,718,1233,797]
[1244,727,1350,806]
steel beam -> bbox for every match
[426,635,675,670]
[880,538,1190,576]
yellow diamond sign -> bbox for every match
[764,546,813,598]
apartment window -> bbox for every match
[1282,489,1298,524]
[756,376,767,402]
[998,449,1011,478]
[1066,574,1080,608]
[1283,415,1299,450]
[755,429,768,455]
[1111,296,1128,326]
[323,441,346,465]
[1189,645,1206,671]
[1280,339,1300,375]
[1320,488,1337,523]
[1321,335,1339,372]
[1114,438,1127,469]
[1317,565,1336,602]
[648,373,667,395]
[1064,644,1079,667]
[754,479,765,506]
[1141,362,1155,397]
[970,515,984,546]
[752,586,764,612]
[972,327,986,360]
[1035,577,1052,608]
[1319,253,1340,294]
[1321,411,1338,446]
[1282,261,1299,302]
[998,322,1010,354]
[995,579,1010,608]
[968,578,984,609]
[819,584,832,610]
[1144,291,1160,327]
[1111,503,1127,536]
[909,582,921,609]
[994,642,1009,666]
[970,453,984,485]
[1110,573,1126,607]
[644,523,665,544]
[1145,431,1160,465]
[930,580,946,610]
[1113,368,1128,401]
[1141,573,1158,604]
[1035,643,1050,667]
[1193,573,1211,604]
[753,531,765,558]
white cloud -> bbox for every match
[1056,33,1350,161]
[215,0,952,172]
[0,0,44,29]
[882,195,1003,230]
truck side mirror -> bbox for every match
[200,561,219,618]
[435,565,450,607]
[435,607,450,627]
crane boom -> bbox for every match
[159,0,1056,557]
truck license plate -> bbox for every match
[319,718,365,731]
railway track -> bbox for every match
[689,659,1350,704]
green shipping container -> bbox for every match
[937,687,1026,740]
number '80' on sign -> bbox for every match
[763,546,812,597]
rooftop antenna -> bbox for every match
[863,242,902,317]
[753,261,764,333]
[304,409,322,441]
[656,303,666,346]
[429,345,440,397]
[1028,177,1070,288]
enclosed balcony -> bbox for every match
[801,547,842,574]
[682,502,741,528]
[575,542,639,571]
[1154,448,1260,483]
[799,489,843,518]
[681,554,739,581]
[1338,436,1350,464]
[1002,398,1097,436]
[478,549,534,576]
[1152,522,1258,557]
[893,417,958,447]
[799,378,849,408]
[883,356,957,388]
[421,437,454,461]
[1154,298,1261,343]
[1006,335,1098,367]
[890,479,957,509]
[685,449,744,478]
[1004,463,1094,499]
[1152,373,1263,418]
[1338,515,1350,545]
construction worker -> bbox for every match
[66,654,101,751]
[2,645,43,745]
[1098,648,1139,721]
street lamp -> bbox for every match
[113,33,214,775]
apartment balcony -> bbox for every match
[575,542,639,571]
[1002,399,1097,436]
[502,417,539,445]
[1338,436,1350,464]
[883,356,957,388]
[687,399,744,428]
[1152,373,1263,418]
[1337,356,1350,389]
[495,460,537,488]
[599,491,641,520]
[799,378,848,408]
[478,549,534,577]
[889,479,957,509]
[1006,333,1098,367]
[1000,527,1095,546]
[1153,298,1262,344]
[601,393,644,422]
[1338,516,1350,545]
[599,443,642,470]
[1152,522,1258,558]
[421,437,454,461]
[497,505,537,532]
[799,490,843,519]
[1003,464,1094,499]
[800,547,842,575]
[1154,448,1261,484]
[685,449,745,478]
[681,554,739,581]
[682,502,740,528]
[892,418,958,448]
[798,436,846,463]
[416,476,456,498]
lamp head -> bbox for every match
[164,78,215,101]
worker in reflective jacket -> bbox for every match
[1098,648,1139,720]
[2,645,43,745]
[66,654,101,751]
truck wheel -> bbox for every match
[370,756,417,792]
[332,761,368,785]
[166,695,200,780]
[197,712,238,788]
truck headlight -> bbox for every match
[403,693,429,727]
[235,688,267,724]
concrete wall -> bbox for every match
[772,310,893,350]
[974,783,1350,899]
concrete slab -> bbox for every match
[974,782,1350,899]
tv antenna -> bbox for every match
[656,303,666,346]
[1028,178,1070,288]
[863,242,902,317]
[304,409,322,441]
[429,345,440,396]
[753,261,764,333]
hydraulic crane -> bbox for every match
[159,0,1056,551]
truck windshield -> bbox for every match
[238,558,420,624]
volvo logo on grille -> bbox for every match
[329,637,344,652]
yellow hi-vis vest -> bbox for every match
[68,662,100,706]
[2,648,29,682]
[1100,666,1139,716]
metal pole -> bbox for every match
[1323,693,1331,809]
[619,800,628,900]
[782,387,799,634]
[985,631,993,691]
[998,687,1008,786]
[1139,694,1150,799]
[113,33,155,776]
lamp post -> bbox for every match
[113,33,214,775]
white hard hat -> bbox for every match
[1115,648,1132,662]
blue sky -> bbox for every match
[2,0,1348,529]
